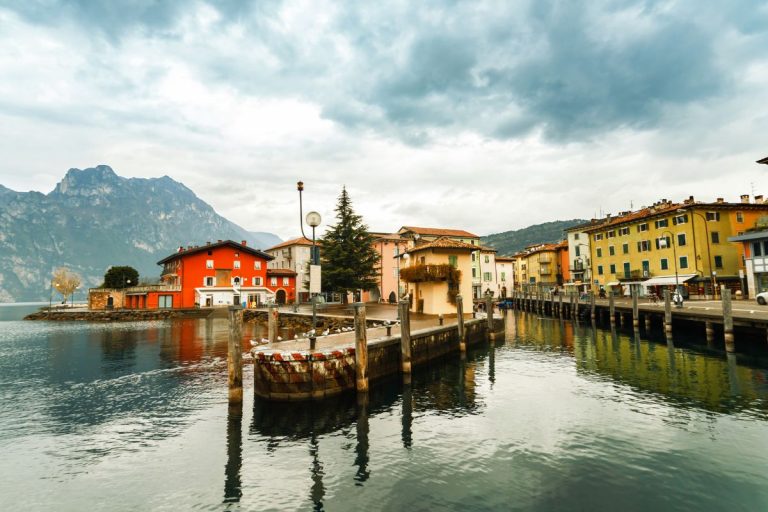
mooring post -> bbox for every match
[485,294,494,330]
[398,300,412,374]
[632,288,639,328]
[609,290,615,325]
[354,303,369,392]
[456,294,466,353]
[268,304,278,343]
[558,292,563,318]
[664,289,672,334]
[227,305,243,403]
[722,286,734,351]
[590,291,596,321]
[438,314,444,326]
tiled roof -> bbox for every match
[267,268,298,276]
[266,237,315,251]
[583,201,683,233]
[495,256,517,262]
[157,240,273,265]
[404,236,479,254]
[399,226,480,238]
[371,232,404,241]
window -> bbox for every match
[637,240,651,252]
[619,227,630,236]
[654,219,668,229]
[483,272,492,281]
[711,232,720,244]
[234,260,241,269]
[596,248,602,258]
[623,262,630,277]
[714,255,723,269]
[706,211,720,221]
[680,256,689,269]
[158,295,173,309]
[754,241,763,257]
[575,246,582,257]
[660,258,669,270]
[472,268,477,278]
[642,260,650,276]
[205,277,215,286]
[597,265,604,275]
[448,255,458,267]
[283,277,290,285]
[594,233,604,241]
[677,233,687,246]
[484,255,490,263]
[207,250,212,255]
[622,243,629,254]
[254,277,262,286]
[574,233,580,240]
[736,212,744,223]
[637,223,648,232]
[500,272,506,281]
[655,236,671,250]
[270,277,277,286]
[472,253,476,261]
[609,246,615,256]
[672,214,688,225]
[609,264,616,274]
[254,261,261,270]
[607,230,616,238]
[206,260,214,269]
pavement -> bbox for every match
[580,296,768,322]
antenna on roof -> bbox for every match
[630,200,633,209]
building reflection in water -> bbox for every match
[354,394,370,485]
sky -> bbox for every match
[1,0,767,240]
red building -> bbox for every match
[120,239,296,309]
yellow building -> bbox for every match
[398,237,475,315]
[512,242,567,290]
[584,195,768,298]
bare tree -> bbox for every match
[52,267,82,304]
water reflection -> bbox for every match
[223,402,243,504]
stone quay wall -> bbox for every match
[252,318,491,401]
[24,308,209,321]
[243,310,377,331]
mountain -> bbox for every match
[481,219,588,256]
[0,165,281,302]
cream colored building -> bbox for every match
[265,237,315,303]
[398,237,475,315]
[495,256,516,297]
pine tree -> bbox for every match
[320,187,380,301]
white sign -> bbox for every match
[309,265,322,294]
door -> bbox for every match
[233,294,241,306]
[205,295,213,307]
[276,289,286,304]
[388,291,397,303]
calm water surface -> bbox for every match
[0,304,767,511]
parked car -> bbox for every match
[756,291,768,305]
[497,299,514,310]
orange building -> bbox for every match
[116,240,295,309]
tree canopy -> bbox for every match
[320,187,380,299]
[103,266,139,289]
[52,267,81,301]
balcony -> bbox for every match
[538,255,552,263]
[539,265,552,275]
[619,269,652,280]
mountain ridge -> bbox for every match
[0,165,281,302]
[481,219,588,256]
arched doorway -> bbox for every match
[388,291,397,303]
[106,296,114,309]
[276,289,287,304]
[369,287,381,302]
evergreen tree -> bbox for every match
[320,187,380,301]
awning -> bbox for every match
[641,274,697,287]
[605,281,620,287]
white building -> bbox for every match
[265,237,315,303]
[495,256,516,298]
[477,246,499,298]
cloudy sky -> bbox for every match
[1,0,767,240]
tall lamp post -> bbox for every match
[297,181,322,351]
[677,208,716,298]
[658,230,682,307]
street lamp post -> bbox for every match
[297,181,322,351]
[658,230,682,307]
[49,279,59,311]
[677,208,716,298]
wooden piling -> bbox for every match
[354,303,369,392]
[559,292,563,319]
[227,306,243,403]
[609,291,615,325]
[705,321,714,343]
[486,294,494,331]
[664,289,672,334]
[398,300,412,374]
[438,314,444,326]
[632,288,639,328]
[267,304,278,343]
[590,291,596,320]
[456,294,466,353]
[722,287,734,351]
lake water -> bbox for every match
[1,304,767,511]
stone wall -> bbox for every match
[243,310,377,331]
[252,318,493,401]
[88,289,125,310]
[24,308,209,321]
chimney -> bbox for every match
[217,239,223,243]
[178,246,184,253]
[689,195,694,202]
[741,194,750,204]
[241,240,247,246]
[716,197,724,204]
[206,241,211,245]
[756,195,764,203]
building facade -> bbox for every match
[584,196,768,298]
[265,237,315,303]
[495,256,516,298]
[513,242,568,290]
[371,232,410,303]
